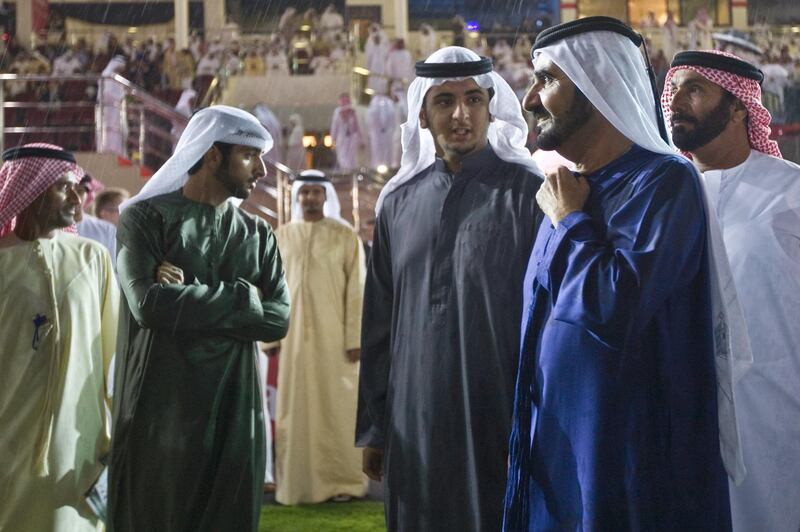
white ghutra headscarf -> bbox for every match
[533,17,752,484]
[290,169,350,226]
[122,105,273,210]
[375,46,540,212]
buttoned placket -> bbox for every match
[429,163,474,323]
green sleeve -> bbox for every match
[116,203,266,333]
[223,224,290,343]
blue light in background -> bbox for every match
[466,20,480,31]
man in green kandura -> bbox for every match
[108,105,290,532]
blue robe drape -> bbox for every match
[504,146,731,531]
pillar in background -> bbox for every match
[394,0,408,40]
[204,0,226,40]
[560,0,578,23]
[174,0,190,49]
[15,0,33,49]
[731,0,748,29]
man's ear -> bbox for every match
[731,98,748,124]
[419,106,428,129]
[205,145,223,168]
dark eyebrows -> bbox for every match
[672,78,711,92]
[465,88,486,97]
[431,91,455,100]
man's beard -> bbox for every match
[671,97,732,152]
[532,94,594,151]
[216,165,251,199]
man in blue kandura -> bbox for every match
[503,17,751,531]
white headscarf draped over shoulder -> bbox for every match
[121,105,273,210]
[533,16,752,485]
[375,46,540,212]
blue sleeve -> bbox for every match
[537,161,707,350]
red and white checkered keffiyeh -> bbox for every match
[80,175,105,208]
[661,49,782,158]
[0,143,86,237]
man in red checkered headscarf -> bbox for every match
[0,142,85,237]
[0,143,119,531]
[663,50,800,532]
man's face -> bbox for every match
[97,196,124,225]
[74,184,89,222]
[215,144,266,199]
[420,78,492,158]
[523,56,595,151]
[668,69,734,151]
[27,172,81,230]
[298,184,326,217]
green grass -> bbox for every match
[260,500,386,532]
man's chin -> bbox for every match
[670,130,703,151]
[444,142,480,157]
[536,132,562,151]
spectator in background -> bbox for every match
[196,49,221,76]
[651,48,669,91]
[244,48,265,75]
[329,36,350,73]
[762,55,791,111]
[662,11,678,61]
[640,10,658,28]
[279,7,299,43]
[367,93,398,169]
[310,51,333,74]
[689,8,713,49]
[265,45,290,75]
[74,38,91,69]
[513,35,533,62]
[493,38,514,65]
[274,170,367,505]
[94,188,130,226]
[189,33,204,62]
[779,45,793,67]
[286,113,307,170]
[75,174,117,268]
[254,103,283,165]
[98,55,128,156]
[172,88,197,139]
[162,38,181,89]
[319,4,344,42]
[365,24,389,94]
[451,15,466,47]
[418,23,439,59]
[175,49,196,89]
[385,38,415,85]
[390,80,407,167]
[52,46,82,76]
[331,93,364,171]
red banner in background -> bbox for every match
[32,0,49,36]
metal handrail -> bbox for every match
[0,73,188,166]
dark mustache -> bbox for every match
[530,104,551,121]
[671,113,697,125]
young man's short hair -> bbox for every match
[187,142,235,175]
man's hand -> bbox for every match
[346,348,361,363]
[536,166,590,226]
[363,447,384,481]
[156,261,184,285]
